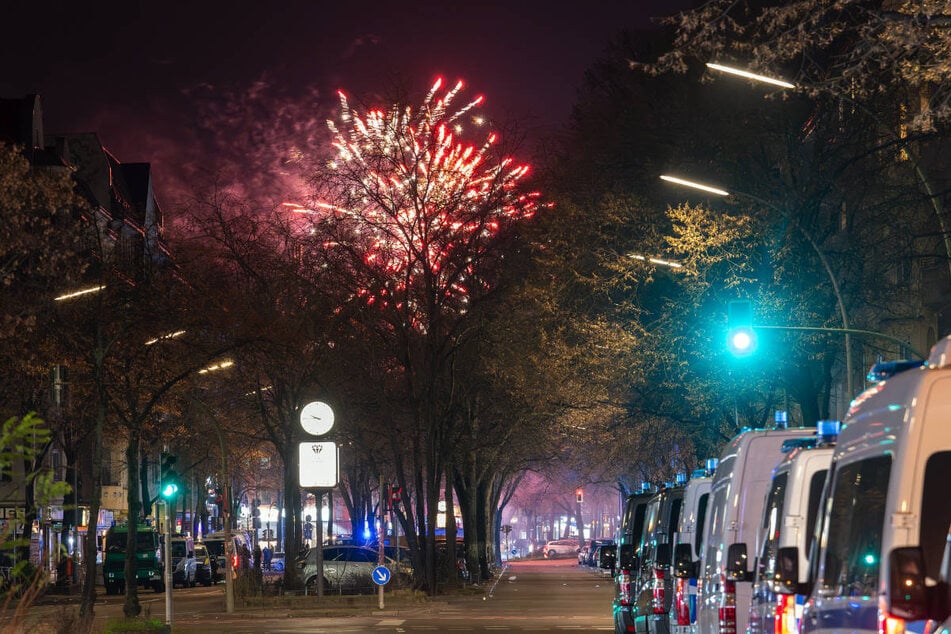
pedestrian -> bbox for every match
[253,543,262,570]
[262,545,272,571]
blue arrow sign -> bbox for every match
[372,565,391,586]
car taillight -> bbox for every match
[618,569,633,606]
[675,577,691,625]
[719,576,737,634]
[652,567,666,614]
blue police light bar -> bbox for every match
[817,420,841,445]
[704,458,719,475]
[691,469,707,479]
[640,482,651,493]
[867,359,925,382]
[675,472,687,485]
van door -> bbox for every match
[803,455,891,634]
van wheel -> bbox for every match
[153,581,165,593]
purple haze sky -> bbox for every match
[3,0,692,203]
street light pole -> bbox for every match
[660,174,855,398]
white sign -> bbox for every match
[298,441,339,488]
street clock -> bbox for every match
[299,400,335,436]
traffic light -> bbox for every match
[391,486,403,509]
[575,488,584,504]
[727,300,758,357]
[160,452,180,499]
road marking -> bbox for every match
[376,619,405,626]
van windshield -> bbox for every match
[171,541,190,557]
[204,541,226,556]
[106,531,157,553]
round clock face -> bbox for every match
[300,401,334,436]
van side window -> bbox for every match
[669,498,683,539]
[631,503,648,551]
[695,493,709,558]
[920,451,951,576]
[820,455,891,597]
[759,473,788,579]
[805,469,827,557]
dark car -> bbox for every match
[193,543,216,586]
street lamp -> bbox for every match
[660,173,855,398]
[705,61,951,286]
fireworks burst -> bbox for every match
[299,77,545,327]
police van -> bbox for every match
[671,462,715,634]
[696,426,810,634]
[747,420,838,634]
[795,336,951,634]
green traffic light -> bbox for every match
[727,326,757,356]
[161,481,179,498]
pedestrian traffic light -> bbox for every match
[575,488,584,504]
[160,452,180,499]
[727,300,757,357]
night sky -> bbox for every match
[3,0,691,203]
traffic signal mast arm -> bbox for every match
[753,325,925,360]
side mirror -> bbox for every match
[673,543,695,578]
[774,546,807,595]
[600,545,617,570]
[886,547,949,622]
[618,544,636,569]
[726,543,751,581]
[655,543,671,568]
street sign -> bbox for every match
[298,441,339,488]
[372,565,391,586]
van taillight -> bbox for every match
[880,615,906,634]
[652,567,666,614]
[232,554,238,569]
[774,593,796,634]
[719,576,737,634]
[618,569,633,606]
[675,577,691,625]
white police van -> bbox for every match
[696,426,811,634]
[796,336,951,634]
[747,420,839,634]
[671,461,716,634]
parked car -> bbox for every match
[746,421,837,634]
[193,542,216,586]
[696,426,811,634]
[614,485,654,634]
[170,536,196,588]
[670,464,714,634]
[543,539,582,559]
[796,338,951,634]
[298,545,413,595]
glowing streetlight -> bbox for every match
[705,63,796,89]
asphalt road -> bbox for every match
[18,558,615,633]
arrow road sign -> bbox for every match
[372,565,391,586]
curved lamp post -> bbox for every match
[705,62,951,286]
[660,174,855,398]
